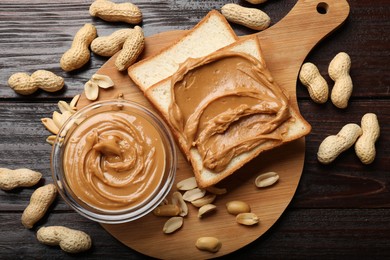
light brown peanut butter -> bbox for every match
[168,51,291,172]
[63,108,166,212]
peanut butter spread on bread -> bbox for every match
[168,51,292,172]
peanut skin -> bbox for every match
[21,183,57,229]
[37,226,92,253]
[329,52,353,108]
[299,62,329,104]
[0,168,42,191]
[89,0,142,24]
[60,23,97,72]
[317,123,362,164]
[355,113,380,164]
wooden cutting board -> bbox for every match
[76,0,350,258]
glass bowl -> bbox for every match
[51,99,177,224]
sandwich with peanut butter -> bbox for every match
[129,11,311,187]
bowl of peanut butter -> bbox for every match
[51,99,177,224]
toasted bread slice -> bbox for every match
[145,36,311,187]
[128,10,238,92]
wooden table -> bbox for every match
[0,0,389,258]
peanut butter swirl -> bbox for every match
[63,110,166,211]
[168,51,291,172]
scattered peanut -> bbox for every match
[198,204,217,218]
[172,191,188,217]
[226,200,251,215]
[153,204,181,217]
[221,3,270,31]
[60,23,97,72]
[8,70,64,95]
[84,80,99,101]
[182,188,206,202]
[355,113,380,164]
[317,123,362,164]
[91,74,114,89]
[21,183,57,229]
[191,194,216,208]
[299,62,329,104]
[255,172,279,188]
[236,212,259,226]
[163,217,183,234]
[89,0,142,24]
[195,237,222,253]
[41,118,60,135]
[84,74,115,101]
[329,52,353,108]
[115,26,145,71]
[69,94,81,110]
[176,176,198,191]
[91,29,133,57]
[37,226,92,253]
[0,168,42,191]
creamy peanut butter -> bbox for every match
[168,51,291,172]
[63,105,166,212]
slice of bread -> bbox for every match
[128,10,238,92]
[145,36,311,187]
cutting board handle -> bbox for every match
[257,0,350,91]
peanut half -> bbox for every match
[60,23,97,72]
[236,212,259,226]
[115,26,145,71]
[195,237,222,253]
[299,62,329,104]
[221,3,271,31]
[317,123,362,164]
[171,191,188,217]
[176,176,198,191]
[91,29,133,57]
[0,168,42,191]
[329,52,353,109]
[8,70,64,95]
[255,172,279,188]
[355,113,380,164]
[37,226,92,253]
[21,183,57,229]
[198,204,217,218]
[89,0,142,24]
[191,194,216,208]
[182,188,206,202]
[163,217,183,234]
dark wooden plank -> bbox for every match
[1,0,389,99]
[1,209,390,259]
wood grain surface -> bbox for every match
[0,0,389,259]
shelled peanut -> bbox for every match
[329,52,353,109]
[91,29,133,57]
[355,113,380,164]
[0,168,42,191]
[115,26,145,71]
[60,23,97,72]
[221,3,270,30]
[317,123,362,164]
[37,226,92,253]
[21,183,57,229]
[299,62,329,104]
[8,70,64,95]
[89,0,142,24]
